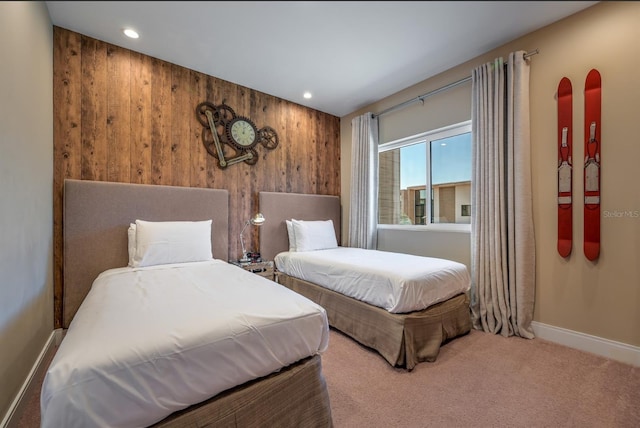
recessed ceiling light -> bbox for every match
[123,28,139,39]
[303,92,312,99]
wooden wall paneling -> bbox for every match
[53,27,82,328]
[295,106,305,193]
[53,27,341,325]
[222,83,240,260]
[106,44,131,183]
[260,93,276,193]
[331,114,340,194]
[248,88,264,254]
[274,98,287,193]
[248,88,259,203]
[80,35,107,182]
[308,109,319,194]
[169,64,192,187]
[321,114,338,196]
[274,98,285,192]
[190,70,208,189]
[297,106,309,193]
[311,110,320,193]
[235,86,252,259]
[316,112,328,194]
[272,97,284,192]
[204,75,219,189]
[284,105,296,194]
[295,106,303,192]
[321,114,340,195]
[130,51,152,185]
[150,57,172,186]
[332,115,341,194]
[246,89,259,256]
[305,107,314,194]
[302,109,312,193]
[324,114,338,194]
[318,115,340,195]
[332,116,341,195]
[53,27,83,183]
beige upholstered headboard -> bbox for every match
[63,179,229,328]
[258,192,341,261]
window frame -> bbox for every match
[377,120,472,232]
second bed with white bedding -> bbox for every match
[275,247,470,313]
[41,260,329,428]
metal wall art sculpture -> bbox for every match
[196,101,278,169]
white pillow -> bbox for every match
[286,219,297,252]
[132,220,213,267]
[127,223,137,267]
[291,219,338,252]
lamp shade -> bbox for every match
[250,213,266,226]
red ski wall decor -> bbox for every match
[583,69,601,261]
[557,77,573,257]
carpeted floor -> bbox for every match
[17,328,640,427]
[323,328,640,428]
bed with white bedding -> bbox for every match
[275,247,470,314]
[45,180,333,428]
[259,191,472,370]
[42,260,329,427]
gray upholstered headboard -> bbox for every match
[258,192,341,261]
[63,179,229,328]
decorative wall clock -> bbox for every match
[196,101,278,169]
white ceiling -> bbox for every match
[45,1,598,117]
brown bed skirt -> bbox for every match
[152,354,332,428]
[278,273,471,370]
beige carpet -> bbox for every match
[17,328,640,427]
[323,328,640,428]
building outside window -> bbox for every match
[378,121,471,226]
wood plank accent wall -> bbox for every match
[53,27,341,328]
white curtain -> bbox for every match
[349,113,378,249]
[470,51,536,338]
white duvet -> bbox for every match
[41,260,329,428]
[275,247,470,313]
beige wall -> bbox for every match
[0,1,54,422]
[341,1,640,347]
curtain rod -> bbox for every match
[372,49,539,119]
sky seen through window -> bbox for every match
[400,133,471,188]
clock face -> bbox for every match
[228,117,258,149]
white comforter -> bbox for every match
[41,260,329,428]
[275,247,470,313]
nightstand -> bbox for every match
[229,260,275,281]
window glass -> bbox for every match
[378,121,471,226]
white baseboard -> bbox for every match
[532,321,640,367]
[1,329,62,428]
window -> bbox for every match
[378,121,471,226]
